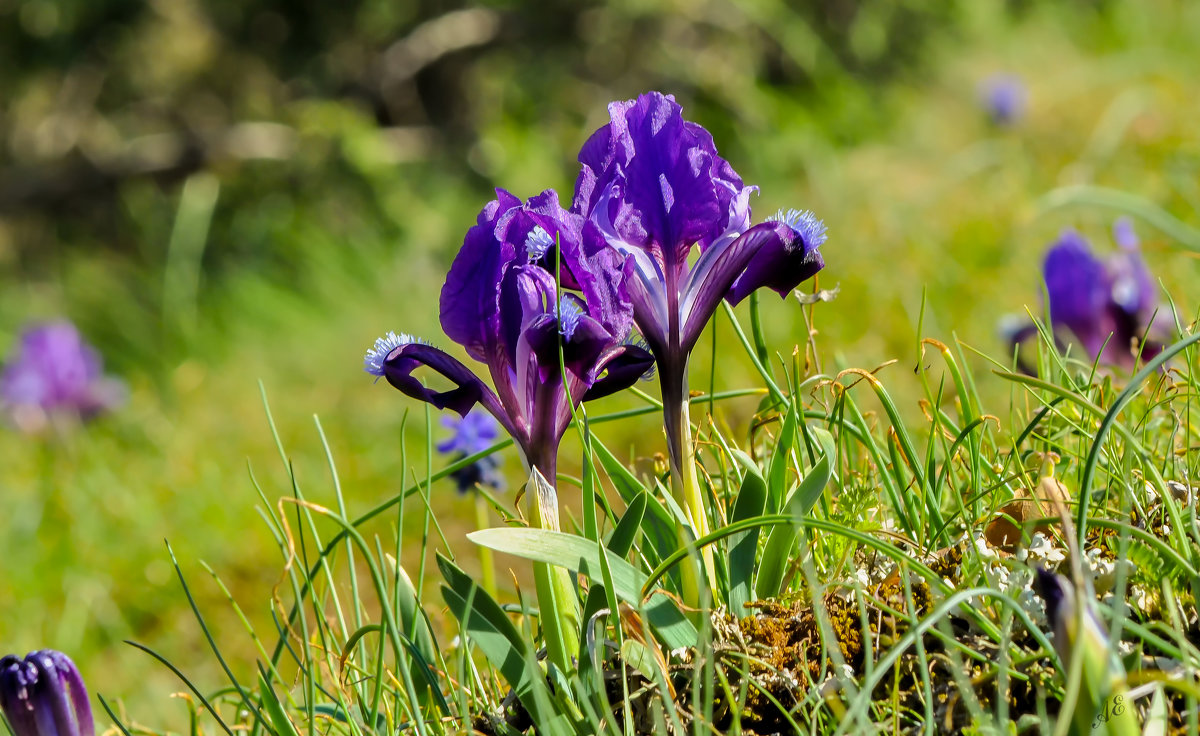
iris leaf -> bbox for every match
[754,453,831,599]
[467,527,697,650]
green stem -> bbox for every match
[526,465,580,674]
[749,290,769,367]
[474,493,496,599]
[661,359,716,606]
[673,399,716,593]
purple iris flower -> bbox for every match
[569,91,826,476]
[980,74,1026,126]
[0,651,93,736]
[438,410,504,494]
[365,189,654,482]
[1,322,125,431]
[1010,224,1168,370]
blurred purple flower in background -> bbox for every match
[1008,222,1170,370]
[438,410,504,494]
[980,74,1026,126]
[0,650,94,736]
[1,322,125,432]
[437,408,499,456]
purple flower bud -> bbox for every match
[0,651,93,736]
[1032,568,1130,719]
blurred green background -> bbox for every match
[2,0,1198,726]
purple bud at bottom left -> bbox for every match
[0,651,94,736]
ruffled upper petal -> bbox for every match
[505,189,592,290]
[573,92,748,275]
[439,190,521,361]
[569,222,635,339]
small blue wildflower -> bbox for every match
[437,410,504,494]
[437,409,499,456]
[980,74,1026,126]
[524,225,555,263]
[0,650,93,736]
[448,454,505,495]
[363,331,415,377]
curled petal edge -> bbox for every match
[381,344,515,439]
[582,345,656,402]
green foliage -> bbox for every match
[4,0,1200,732]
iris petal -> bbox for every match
[582,345,656,401]
[439,190,520,362]
[724,216,826,305]
[1044,231,1112,358]
[380,343,513,437]
[573,92,753,278]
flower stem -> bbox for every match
[662,363,717,605]
[473,493,496,599]
[525,463,580,674]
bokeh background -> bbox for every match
[2,0,1198,726]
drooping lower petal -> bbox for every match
[378,342,511,435]
[524,307,612,387]
[582,344,656,401]
[437,409,500,456]
[682,213,826,350]
[725,210,827,303]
